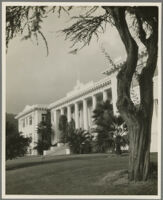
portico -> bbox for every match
[49,77,113,144]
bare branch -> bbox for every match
[38,30,49,56]
[6,6,73,54]
[84,6,98,17]
[62,13,110,48]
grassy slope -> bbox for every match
[6,153,157,195]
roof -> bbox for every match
[15,104,48,119]
[102,49,148,76]
[48,76,111,109]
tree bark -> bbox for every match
[128,114,152,181]
[103,6,158,181]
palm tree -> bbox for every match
[109,116,129,154]
[92,100,128,154]
[67,128,92,154]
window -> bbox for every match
[29,116,32,125]
[42,114,46,122]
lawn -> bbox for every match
[6,153,157,195]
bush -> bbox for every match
[67,128,92,154]
[58,115,68,143]
[6,121,31,160]
[92,100,129,154]
[34,112,52,155]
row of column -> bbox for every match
[51,76,118,144]
[53,89,113,132]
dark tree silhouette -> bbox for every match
[6,120,31,160]
[58,115,68,143]
[35,111,52,155]
[92,100,128,154]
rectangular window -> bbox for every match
[42,114,46,122]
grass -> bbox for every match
[6,153,158,195]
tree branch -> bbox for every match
[136,14,147,46]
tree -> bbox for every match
[67,118,76,138]
[35,111,52,155]
[67,128,92,154]
[6,5,158,181]
[58,115,68,143]
[92,100,128,154]
[92,100,114,153]
[62,6,158,181]
[110,116,129,155]
[6,120,31,160]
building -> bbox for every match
[15,104,49,155]
[15,52,158,155]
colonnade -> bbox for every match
[52,89,112,131]
[50,75,118,144]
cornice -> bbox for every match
[15,105,48,119]
[48,76,111,109]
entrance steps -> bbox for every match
[43,143,71,156]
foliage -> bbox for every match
[6,6,73,54]
[34,139,50,155]
[58,115,68,143]
[6,120,31,160]
[110,117,129,154]
[34,111,52,155]
[92,100,128,154]
[6,113,18,130]
[67,125,92,154]
[67,118,76,137]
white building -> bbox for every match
[15,52,158,155]
[15,104,48,155]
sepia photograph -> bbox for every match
[2,1,162,199]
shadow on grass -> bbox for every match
[6,154,111,171]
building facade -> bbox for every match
[15,52,159,155]
[15,105,48,155]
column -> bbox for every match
[75,102,79,129]
[67,105,71,122]
[83,99,88,130]
[103,90,108,102]
[92,95,97,110]
[53,109,59,143]
[60,108,64,115]
[88,106,92,128]
[111,74,118,115]
[92,95,97,127]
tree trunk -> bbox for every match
[102,7,158,181]
[128,118,152,181]
[115,136,122,155]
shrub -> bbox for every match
[92,100,128,154]
[67,128,93,154]
[34,111,52,155]
[6,121,31,160]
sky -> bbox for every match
[6,7,126,114]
